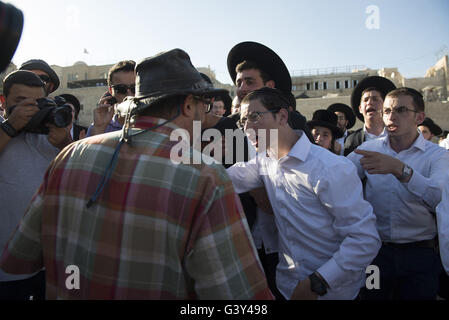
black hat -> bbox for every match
[307,109,343,139]
[419,117,442,136]
[215,93,232,116]
[130,49,229,114]
[287,92,297,111]
[0,2,23,73]
[19,59,60,93]
[227,41,292,95]
[200,72,213,84]
[351,76,396,122]
[200,72,232,116]
[327,103,356,129]
[59,94,80,118]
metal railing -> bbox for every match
[291,65,367,77]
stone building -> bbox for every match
[1,56,447,131]
[49,63,234,127]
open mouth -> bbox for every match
[386,124,398,132]
[366,108,378,116]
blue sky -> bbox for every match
[7,0,449,84]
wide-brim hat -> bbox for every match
[419,117,442,136]
[59,93,80,115]
[327,103,356,129]
[227,41,292,95]
[307,109,343,139]
[130,49,229,114]
[19,59,60,93]
[351,76,396,122]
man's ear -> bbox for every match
[108,86,113,94]
[265,80,275,89]
[277,108,289,126]
[180,95,195,117]
[415,111,426,126]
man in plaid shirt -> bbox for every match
[0,49,273,300]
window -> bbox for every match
[315,82,319,90]
[345,80,349,89]
[306,83,311,91]
[336,81,340,89]
[292,85,297,91]
[353,80,358,87]
[323,81,327,90]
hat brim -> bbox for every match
[131,87,229,114]
[227,41,292,95]
[307,120,343,139]
[419,118,442,136]
[351,76,396,122]
[327,103,356,129]
[20,62,60,93]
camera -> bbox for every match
[11,96,74,134]
[0,2,23,73]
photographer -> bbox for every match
[86,60,135,137]
[19,59,59,95]
[0,70,72,300]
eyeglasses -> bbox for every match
[192,95,213,113]
[383,106,418,116]
[38,74,51,84]
[111,84,136,95]
[237,110,279,129]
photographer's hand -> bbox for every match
[92,96,114,135]
[6,98,39,131]
[47,124,73,150]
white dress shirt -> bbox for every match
[336,130,348,156]
[246,142,279,254]
[363,125,387,141]
[347,133,449,243]
[440,134,449,150]
[227,131,381,300]
[436,182,449,274]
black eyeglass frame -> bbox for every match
[237,109,279,129]
[382,106,419,116]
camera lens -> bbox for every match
[52,106,73,128]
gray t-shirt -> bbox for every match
[0,115,60,281]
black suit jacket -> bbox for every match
[343,128,366,156]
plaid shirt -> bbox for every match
[0,116,272,300]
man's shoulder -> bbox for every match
[308,144,355,171]
[423,139,449,159]
[344,128,365,156]
[345,128,363,141]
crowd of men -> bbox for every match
[0,42,448,300]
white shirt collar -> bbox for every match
[363,125,387,139]
[287,130,311,163]
[383,131,427,152]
